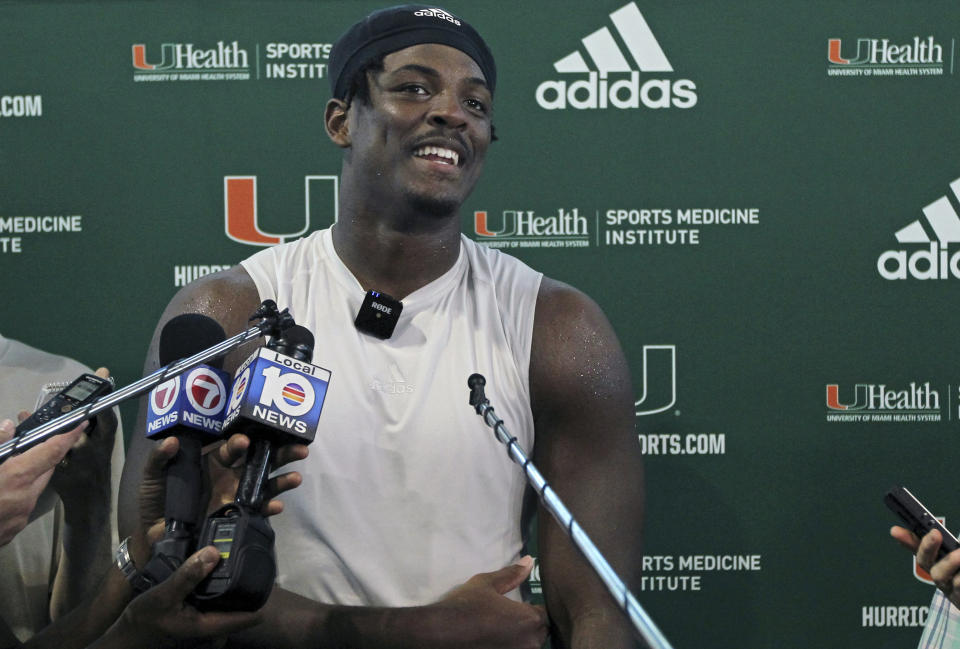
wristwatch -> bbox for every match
[115,536,154,594]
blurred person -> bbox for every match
[0,334,124,645]
[892,526,960,647]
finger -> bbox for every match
[266,471,302,499]
[918,529,944,572]
[486,555,535,595]
[215,434,250,468]
[144,437,180,480]
[186,608,263,638]
[183,604,264,639]
[0,419,14,444]
[272,443,309,469]
[155,546,222,603]
[930,548,960,592]
[16,426,86,477]
[94,367,111,378]
[89,406,118,437]
[532,603,549,626]
[259,472,303,517]
[890,525,921,551]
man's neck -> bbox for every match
[331,212,462,301]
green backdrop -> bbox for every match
[2,1,959,646]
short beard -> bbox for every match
[404,189,462,219]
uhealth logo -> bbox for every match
[826,382,941,422]
[473,208,590,249]
[133,41,250,72]
[536,2,697,110]
[827,36,949,77]
[877,176,960,280]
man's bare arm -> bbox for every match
[118,266,262,541]
[530,277,645,649]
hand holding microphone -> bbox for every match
[141,314,231,587]
[191,325,330,611]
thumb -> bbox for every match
[487,555,535,595]
[144,437,180,480]
[156,545,220,601]
[0,419,14,444]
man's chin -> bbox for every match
[406,190,464,218]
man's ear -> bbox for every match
[324,98,351,148]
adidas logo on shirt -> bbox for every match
[877,176,960,280]
[535,2,698,110]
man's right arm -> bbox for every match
[118,266,263,540]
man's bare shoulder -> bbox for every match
[145,266,263,373]
[165,266,259,324]
[530,275,633,414]
[533,276,610,343]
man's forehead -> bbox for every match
[380,43,488,85]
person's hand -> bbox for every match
[892,525,960,608]
[102,545,262,649]
[430,556,549,649]
[46,367,118,508]
[134,434,307,568]
[0,417,86,546]
[206,433,308,516]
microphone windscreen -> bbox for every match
[283,325,315,351]
[159,314,227,368]
[268,325,315,362]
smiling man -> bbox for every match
[120,5,645,648]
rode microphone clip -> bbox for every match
[354,290,402,339]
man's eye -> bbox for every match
[400,84,428,94]
[465,98,488,114]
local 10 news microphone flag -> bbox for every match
[224,343,330,444]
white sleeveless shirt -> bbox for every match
[240,227,542,606]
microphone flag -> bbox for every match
[146,365,231,438]
[224,347,330,444]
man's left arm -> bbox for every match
[530,278,645,649]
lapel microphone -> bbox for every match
[354,290,403,339]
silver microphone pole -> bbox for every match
[0,301,293,464]
[467,373,673,649]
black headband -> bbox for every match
[328,4,496,100]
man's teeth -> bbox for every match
[414,146,459,166]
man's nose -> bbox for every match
[426,92,468,129]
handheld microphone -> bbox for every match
[142,314,229,587]
[192,325,330,610]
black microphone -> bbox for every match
[192,324,330,610]
[142,313,228,587]
[468,373,487,411]
[236,325,316,510]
